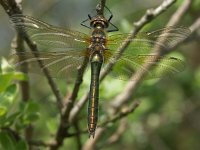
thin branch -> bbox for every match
[11,34,30,101]
[183,17,200,43]
[68,93,88,123]
[1,127,21,142]
[69,0,177,126]
[14,35,34,144]
[190,17,200,33]
[166,0,192,26]
[100,101,140,127]
[0,0,21,16]
[67,101,140,137]
[49,57,88,150]
[82,128,105,150]
[98,119,128,149]
[0,0,63,112]
[74,122,82,150]
[7,0,31,147]
[28,140,56,147]
[82,102,138,150]
[96,0,106,16]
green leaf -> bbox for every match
[13,72,28,81]
[17,101,41,126]
[0,116,6,127]
[0,131,16,150]
[24,101,40,113]
[0,74,13,93]
[0,106,7,117]
[24,113,40,123]
[16,140,28,150]
[3,112,21,127]
[0,84,17,107]
[0,72,27,93]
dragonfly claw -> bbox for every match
[88,130,96,138]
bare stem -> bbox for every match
[100,101,140,127]
[96,0,106,15]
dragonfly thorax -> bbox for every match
[89,28,106,53]
[88,41,105,55]
[90,15,109,29]
[91,28,106,42]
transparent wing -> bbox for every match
[104,52,185,80]
[10,15,90,51]
[10,50,88,78]
[103,27,189,80]
[107,27,190,55]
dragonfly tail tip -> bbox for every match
[88,131,95,139]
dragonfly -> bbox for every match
[10,6,190,138]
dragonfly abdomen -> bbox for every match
[88,52,103,138]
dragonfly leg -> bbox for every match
[104,5,119,32]
[80,15,91,29]
[107,22,119,32]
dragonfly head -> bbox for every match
[90,15,109,29]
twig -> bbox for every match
[69,0,177,126]
[7,0,33,147]
[73,101,139,149]
[83,118,127,150]
[184,17,200,43]
[49,58,88,150]
[0,0,63,112]
[69,93,88,123]
[82,128,105,150]
[28,140,56,147]
[74,121,82,150]
[96,0,106,16]
[11,25,34,144]
[190,17,200,33]
[1,127,21,142]
[16,2,33,145]
[99,119,128,149]
[67,101,140,137]
[166,0,192,26]
[0,0,21,16]
[100,101,140,127]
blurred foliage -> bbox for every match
[0,0,200,150]
[0,58,37,150]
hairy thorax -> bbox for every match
[88,28,107,54]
